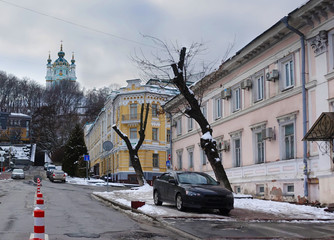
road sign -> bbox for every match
[84,155,90,161]
[166,160,171,168]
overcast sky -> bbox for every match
[0,0,307,90]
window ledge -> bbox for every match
[281,85,294,92]
[283,194,295,197]
[254,98,263,104]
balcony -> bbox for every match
[121,113,140,124]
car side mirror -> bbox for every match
[169,179,177,185]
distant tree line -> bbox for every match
[0,70,118,170]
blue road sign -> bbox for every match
[166,160,171,168]
[84,155,90,161]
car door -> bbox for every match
[155,173,170,201]
[166,173,178,202]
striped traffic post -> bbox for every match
[32,208,45,240]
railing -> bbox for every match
[121,113,140,122]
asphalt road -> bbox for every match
[0,171,187,240]
[2,168,334,240]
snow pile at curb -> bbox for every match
[93,184,334,220]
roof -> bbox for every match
[303,112,334,141]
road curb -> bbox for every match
[92,193,201,240]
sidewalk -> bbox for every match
[92,184,334,222]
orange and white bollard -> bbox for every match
[36,198,44,210]
[37,178,41,193]
[33,208,45,240]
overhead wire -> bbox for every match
[0,0,155,48]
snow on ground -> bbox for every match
[68,178,334,220]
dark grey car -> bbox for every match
[153,171,234,215]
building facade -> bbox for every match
[0,111,31,144]
[165,0,334,204]
[85,79,177,183]
[45,43,77,88]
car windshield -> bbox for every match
[13,169,23,173]
[176,172,218,185]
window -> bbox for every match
[188,150,194,169]
[130,103,137,119]
[201,149,207,165]
[256,132,265,164]
[216,139,223,162]
[152,128,158,141]
[187,117,193,131]
[278,113,296,161]
[284,183,294,195]
[201,104,207,119]
[130,128,137,139]
[232,87,241,112]
[177,151,183,169]
[281,57,295,90]
[214,97,222,119]
[176,118,182,136]
[166,129,171,143]
[255,75,264,101]
[153,153,159,168]
[234,138,241,167]
[152,104,158,117]
[284,124,294,159]
[234,186,241,193]
[256,184,264,195]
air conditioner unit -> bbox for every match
[221,140,230,151]
[266,69,279,81]
[261,128,274,140]
[221,88,231,99]
[241,79,252,90]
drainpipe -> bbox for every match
[281,16,308,198]
[168,112,173,171]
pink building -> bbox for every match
[165,0,334,204]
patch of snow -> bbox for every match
[93,183,334,220]
[201,132,212,140]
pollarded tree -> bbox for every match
[112,103,149,186]
[132,37,233,191]
[62,124,88,177]
[170,48,232,191]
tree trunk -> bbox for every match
[171,47,232,191]
[112,103,150,186]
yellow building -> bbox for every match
[85,79,177,184]
[0,112,31,144]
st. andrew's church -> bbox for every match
[45,43,77,88]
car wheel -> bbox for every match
[219,208,231,216]
[176,193,185,211]
[153,190,162,206]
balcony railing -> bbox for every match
[121,113,140,123]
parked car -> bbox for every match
[44,162,50,170]
[49,170,66,183]
[46,165,57,178]
[153,171,234,215]
[11,169,25,179]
